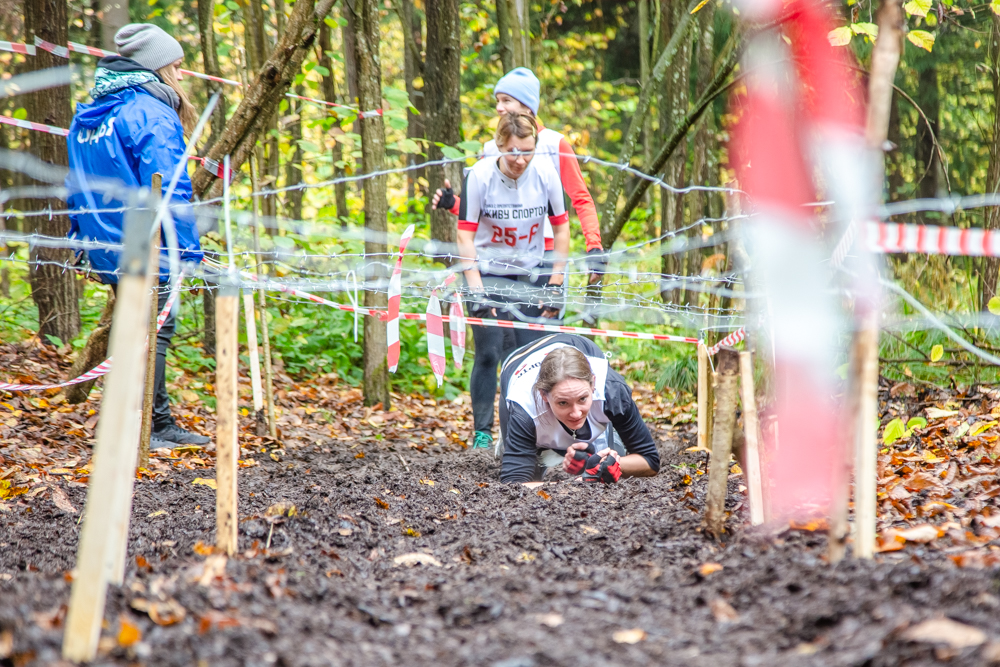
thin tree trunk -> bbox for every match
[980,14,1000,307]
[639,0,653,223]
[88,0,102,48]
[198,0,229,145]
[495,0,515,73]
[64,293,115,404]
[353,0,391,408]
[318,22,350,224]
[399,0,426,207]
[342,2,361,120]
[914,61,940,204]
[25,0,81,344]
[285,85,304,220]
[203,286,216,356]
[191,0,338,198]
[598,0,699,239]
[510,0,530,67]
[100,0,128,52]
[425,0,462,252]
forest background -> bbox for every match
[0,0,997,411]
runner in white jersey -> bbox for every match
[498,334,660,484]
[452,113,570,452]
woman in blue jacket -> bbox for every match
[66,23,208,448]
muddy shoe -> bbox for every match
[471,431,493,450]
[154,423,211,446]
[582,453,621,484]
[151,435,185,451]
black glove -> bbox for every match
[565,443,596,475]
[587,248,608,277]
[583,453,622,484]
[539,282,563,316]
[467,295,493,319]
[434,186,456,211]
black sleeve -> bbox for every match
[500,403,540,483]
[603,376,660,473]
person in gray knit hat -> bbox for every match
[115,23,184,72]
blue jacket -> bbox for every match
[66,85,202,284]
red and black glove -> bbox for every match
[583,453,622,484]
[566,449,589,475]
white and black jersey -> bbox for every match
[457,154,568,275]
[498,334,660,483]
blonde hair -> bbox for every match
[533,347,594,406]
[156,63,197,134]
[495,113,537,151]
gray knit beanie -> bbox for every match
[115,24,184,72]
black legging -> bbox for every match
[469,274,557,434]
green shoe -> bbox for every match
[472,431,493,449]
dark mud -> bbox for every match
[3,422,1000,667]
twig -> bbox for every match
[397,454,410,472]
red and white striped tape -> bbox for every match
[0,40,36,56]
[426,294,446,386]
[33,36,69,59]
[0,114,69,136]
[449,295,466,368]
[67,41,113,58]
[706,327,746,356]
[179,69,241,87]
[387,225,415,373]
[868,221,1000,257]
[0,278,181,393]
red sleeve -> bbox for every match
[549,211,569,226]
[458,220,478,231]
[558,137,602,251]
[450,196,461,216]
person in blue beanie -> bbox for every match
[66,23,209,449]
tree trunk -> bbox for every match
[639,0,652,224]
[191,0,338,199]
[203,286,216,356]
[100,0,128,52]
[318,22,350,224]
[509,0,530,67]
[657,0,694,304]
[425,0,461,252]
[353,0,391,408]
[495,0,515,73]
[244,0,280,228]
[198,0,229,145]
[88,0,102,48]
[914,62,940,203]
[285,85,304,220]
[980,14,1000,307]
[400,0,426,207]
[25,0,81,345]
[342,2,361,116]
[64,293,115,404]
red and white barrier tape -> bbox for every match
[868,221,1000,257]
[706,327,746,356]
[67,41,112,58]
[0,40,35,56]
[0,114,68,136]
[32,36,69,59]
[425,273,463,386]
[0,278,181,393]
[387,225,415,373]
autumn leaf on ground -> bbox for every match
[709,598,740,623]
[50,486,76,514]
[374,497,389,510]
[117,617,141,647]
[191,478,216,490]
[536,489,550,499]
[699,562,723,576]
[393,552,441,567]
[612,628,647,644]
[902,618,986,649]
[926,407,959,420]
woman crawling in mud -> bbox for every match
[496,333,661,484]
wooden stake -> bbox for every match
[854,311,879,559]
[697,343,713,453]
[215,284,239,555]
[739,351,765,526]
[243,291,263,412]
[63,193,155,662]
[704,347,740,537]
[249,154,277,438]
[138,173,162,470]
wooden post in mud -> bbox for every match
[63,191,156,662]
[697,342,714,453]
[704,347,740,537]
[243,291,264,413]
[215,280,240,555]
[739,351,765,526]
[138,173,162,470]
[854,312,879,559]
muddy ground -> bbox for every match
[2,403,1000,667]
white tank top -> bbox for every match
[458,152,566,275]
[484,128,564,247]
[503,341,612,451]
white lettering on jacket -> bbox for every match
[76,115,116,145]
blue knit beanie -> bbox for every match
[494,67,540,115]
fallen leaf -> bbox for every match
[374,497,390,510]
[192,541,215,556]
[517,552,536,562]
[612,628,647,644]
[894,524,942,543]
[581,525,600,535]
[0,630,10,659]
[355,451,365,459]
[191,478,217,490]
[117,618,141,647]
[902,618,986,649]
[393,552,442,567]
[903,472,941,492]
[50,486,77,513]
[264,502,296,517]
[927,407,960,420]
[875,533,906,553]
[131,598,186,626]
[790,518,829,532]
[699,562,723,576]
[709,598,740,623]
[198,554,227,587]
[535,612,564,628]
[338,528,353,536]
[537,489,551,499]
[419,479,435,486]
